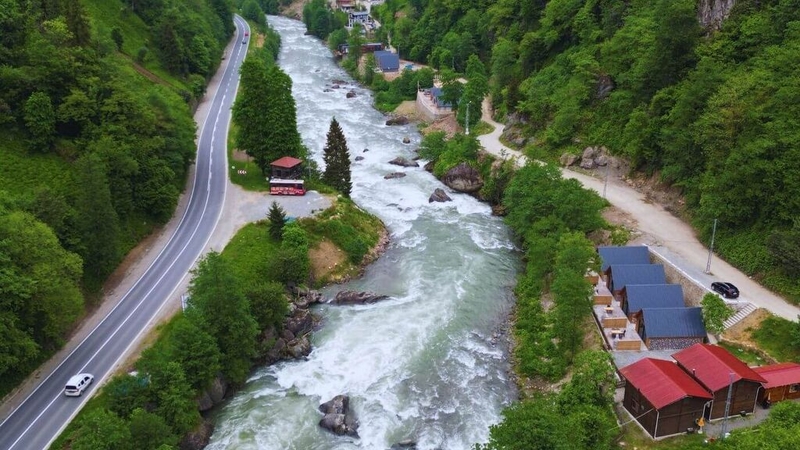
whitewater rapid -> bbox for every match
[206,16,520,450]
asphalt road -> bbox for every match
[0,17,250,450]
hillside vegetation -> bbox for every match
[373,0,800,301]
[0,0,233,394]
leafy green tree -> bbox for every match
[105,373,151,419]
[322,118,352,197]
[187,252,258,383]
[233,62,305,175]
[69,409,131,450]
[73,152,121,283]
[23,92,57,151]
[242,0,266,27]
[272,223,310,285]
[128,408,178,450]
[268,201,287,240]
[245,281,289,331]
[477,397,574,450]
[168,316,222,391]
[144,360,200,435]
[0,205,83,361]
[701,292,733,335]
[558,350,615,410]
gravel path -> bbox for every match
[477,99,800,321]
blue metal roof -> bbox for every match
[374,51,399,72]
[624,284,685,315]
[609,264,666,292]
[641,307,706,339]
[598,246,650,272]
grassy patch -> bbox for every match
[221,221,281,281]
[718,341,769,366]
[751,316,800,363]
[0,132,73,198]
[471,120,495,136]
[299,198,384,266]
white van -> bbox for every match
[64,373,94,397]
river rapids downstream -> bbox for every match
[207,16,520,450]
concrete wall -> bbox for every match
[649,251,707,307]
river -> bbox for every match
[207,16,520,450]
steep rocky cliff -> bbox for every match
[698,0,737,30]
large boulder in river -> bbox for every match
[331,290,389,305]
[390,440,417,450]
[385,115,409,126]
[443,162,483,193]
[285,335,311,359]
[319,395,359,437]
[285,308,313,336]
[355,156,364,161]
[429,188,452,203]
[180,419,214,450]
[389,157,419,168]
[346,90,356,98]
[384,172,407,180]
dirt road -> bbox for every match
[478,99,800,322]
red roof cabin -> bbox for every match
[755,362,800,405]
[620,358,712,438]
[270,156,305,196]
[672,344,767,420]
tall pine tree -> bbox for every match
[267,201,287,240]
[322,117,352,197]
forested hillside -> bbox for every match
[374,0,800,300]
[0,0,232,391]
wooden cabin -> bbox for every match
[673,344,766,420]
[755,362,800,404]
[638,307,706,351]
[620,358,712,438]
[605,264,666,297]
[597,246,651,280]
[620,284,685,319]
[270,156,305,196]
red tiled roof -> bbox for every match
[620,358,712,410]
[672,344,767,392]
[754,362,800,389]
[270,156,303,168]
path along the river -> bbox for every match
[477,99,800,322]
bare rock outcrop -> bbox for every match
[429,188,452,203]
[330,290,389,305]
[318,395,359,437]
[389,157,419,168]
[443,162,483,193]
[698,0,736,30]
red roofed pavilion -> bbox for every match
[673,344,766,419]
[755,362,800,404]
[620,358,712,438]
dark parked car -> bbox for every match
[711,282,739,299]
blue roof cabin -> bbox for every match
[606,264,666,296]
[638,307,707,350]
[597,245,651,272]
[374,50,400,72]
[621,284,685,319]
[429,87,452,109]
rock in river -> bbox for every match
[429,188,452,203]
[331,290,389,305]
[388,157,419,168]
[443,162,483,193]
[318,395,359,437]
[384,172,407,179]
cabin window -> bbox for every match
[631,397,640,412]
[790,384,799,393]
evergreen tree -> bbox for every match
[267,201,287,240]
[322,118,352,197]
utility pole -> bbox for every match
[720,372,734,439]
[705,218,718,274]
[465,101,471,135]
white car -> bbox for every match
[64,373,94,397]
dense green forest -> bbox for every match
[0,0,233,392]
[373,0,800,301]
